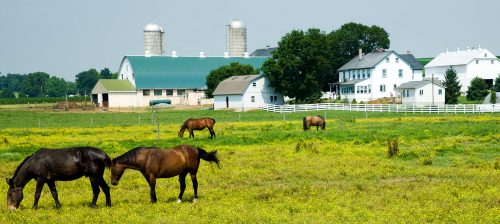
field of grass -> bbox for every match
[0,110,499,223]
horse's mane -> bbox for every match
[316,115,325,120]
[12,154,33,180]
[113,147,147,164]
[181,118,193,129]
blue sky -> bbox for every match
[1,0,499,81]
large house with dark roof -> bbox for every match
[212,74,283,111]
[336,49,424,102]
[114,55,268,107]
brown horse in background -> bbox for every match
[110,145,220,203]
[303,115,326,131]
[178,117,216,139]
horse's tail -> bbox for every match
[303,116,307,131]
[210,118,216,124]
[197,148,220,168]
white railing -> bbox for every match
[259,103,500,113]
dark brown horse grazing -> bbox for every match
[5,147,111,210]
[303,115,326,131]
[111,145,220,203]
[178,117,216,139]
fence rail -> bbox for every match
[259,103,500,113]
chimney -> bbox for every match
[467,46,470,52]
[358,48,363,60]
[199,52,205,58]
[407,50,411,54]
[223,52,229,58]
[171,51,178,57]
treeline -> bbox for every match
[0,68,116,99]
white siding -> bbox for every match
[108,92,138,107]
[400,84,445,106]
[118,58,136,86]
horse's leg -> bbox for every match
[190,172,199,202]
[208,127,215,139]
[47,181,61,209]
[148,175,157,203]
[96,175,111,207]
[177,170,188,203]
[317,125,319,131]
[89,177,100,208]
[190,130,194,138]
[33,179,45,209]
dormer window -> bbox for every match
[386,58,390,63]
[252,82,256,87]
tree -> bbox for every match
[100,68,113,79]
[466,77,489,101]
[490,90,497,104]
[442,67,462,104]
[44,76,68,97]
[0,88,15,98]
[76,69,100,95]
[66,82,78,95]
[263,28,331,102]
[493,74,500,92]
[327,23,390,87]
[19,72,50,97]
[205,62,258,98]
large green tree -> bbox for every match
[442,67,462,104]
[19,72,50,97]
[76,69,100,95]
[100,68,113,79]
[263,28,331,102]
[493,74,500,92]
[0,88,15,98]
[44,76,68,97]
[327,23,390,87]
[466,77,489,101]
[205,62,258,98]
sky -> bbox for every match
[1,0,499,81]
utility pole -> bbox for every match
[431,73,435,106]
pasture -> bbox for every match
[0,110,499,223]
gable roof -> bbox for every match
[396,80,444,89]
[338,51,393,71]
[250,47,277,57]
[212,74,262,95]
[122,56,268,89]
[424,48,498,68]
[400,54,423,70]
[91,79,136,94]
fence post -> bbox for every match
[139,114,141,125]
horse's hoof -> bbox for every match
[176,199,182,203]
[89,204,96,208]
[193,198,198,203]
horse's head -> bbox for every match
[110,161,125,186]
[5,178,23,210]
[178,129,185,138]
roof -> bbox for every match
[400,54,423,70]
[122,56,268,89]
[338,51,392,71]
[91,79,136,94]
[338,79,367,85]
[396,80,444,89]
[250,47,277,57]
[425,48,497,68]
[212,74,262,95]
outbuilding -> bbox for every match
[91,79,137,108]
[396,79,445,106]
[212,74,284,111]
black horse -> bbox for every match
[5,147,112,210]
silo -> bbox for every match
[226,20,247,57]
[144,23,165,56]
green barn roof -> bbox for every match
[123,56,268,89]
[91,79,136,94]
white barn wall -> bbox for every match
[109,93,138,107]
[401,84,445,106]
[214,95,243,110]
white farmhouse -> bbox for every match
[396,79,445,106]
[212,75,284,111]
[336,49,424,102]
[424,47,500,94]
[91,79,137,107]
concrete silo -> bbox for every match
[226,20,247,57]
[144,23,165,56]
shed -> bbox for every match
[91,79,137,107]
[396,80,445,106]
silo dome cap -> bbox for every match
[230,20,245,28]
[144,23,164,32]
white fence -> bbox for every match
[260,103,500,113]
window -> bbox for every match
[143,90,150,96]
[395,58,399,63]
[166,89,173,96]
[485,53,488,57]
[382,69,387,78]
[273,96,278,102]
[251,96,255,102]
[399,69,403,78]
[492,60,495,64]
[386,58,390,63]
[270,96,274,102]
[177,89,185,95]
[252,82,256,87]
[476,60,479,64]
[362,70,366,79]
[368,85,371,93]
[419,89,424,96]
[367,70,371,78]
[380,85,386,92]
[121,74,124,79]
[403,90,409,98]
[154,90,162,96]
[356,86,360,93]
[438,89,443,95]
[394,84,397,90]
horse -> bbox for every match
[178,117,216,139]
[5,147,112,210]
[303,115,326,131]
[110,145,220,203]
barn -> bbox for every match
[91,79,137,108]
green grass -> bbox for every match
[0,110,499,223]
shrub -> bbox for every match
[387,138,399,158]
[351,98,357,104]
[490,90,497,104]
